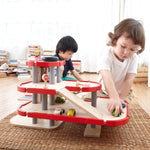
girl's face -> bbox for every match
[59,50,74,61]
[113,33,140,62]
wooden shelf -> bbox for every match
[0,50,9,65]
[134,67,148,83]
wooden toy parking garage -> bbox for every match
[10,57,129,137]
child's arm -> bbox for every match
[60,66,64,81]
[70,70,83,81]
[119,73,136,100]
[100,70,124,116]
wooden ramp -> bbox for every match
[57,88,102,119]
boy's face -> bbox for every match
[113,32,140,62]
[59,50,74,61]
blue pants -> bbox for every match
[62,76,76,81]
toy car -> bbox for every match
[112,109,121,117]
[112,104,125,117]
[54,107,65,115]
[55,97,65,103]
[67,108,76,116]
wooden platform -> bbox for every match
[10,115,63,129]
[11,98,128,128]
[57,88,102,119]
[134,66,148,83]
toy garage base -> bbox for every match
[10,98,129,137]
[10,116,102,137]
[10,116,63,129]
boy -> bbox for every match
[55,36,83,81]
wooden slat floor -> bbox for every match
[0,76,31,120]
[0,73,150,121]
[132,83,150,116]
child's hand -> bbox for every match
[120,98,127,107]
[107,98,124,117]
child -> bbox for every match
[98,18,145,116]
[55,36,83,81]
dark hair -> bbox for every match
[56,36,78,54]
[107,18,145,54]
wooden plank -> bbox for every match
[57,88,102,119]
[18,95,32,101]
[10,115,63,129]
[135,72,148,78]
[0,72,7,78]
[84,124,101,137]
[133,77,148,83]
[137,67,148,72]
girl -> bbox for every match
[98,18,145,116]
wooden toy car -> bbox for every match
[112,104,125,117]
[67,108,76,116]
[54,107,65,115]
[112,109,121,117]
[55,97,65,103]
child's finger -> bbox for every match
[120,106,124,114]
[114,107,119,116]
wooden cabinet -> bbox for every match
[134,67,148,83]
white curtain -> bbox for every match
[119,0,150,86]
[0,0,120,72]
[120,0,150,63]
[75,0,121,72]
[0,0,150,74]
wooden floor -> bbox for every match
[132,83,150,116]
[0,76,31,120]
[0,73,150,121]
